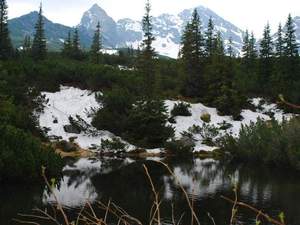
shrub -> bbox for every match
[200,113,211,123]
[101,137,128,152]
[164,138,194,156]
[125,100,175,148]
[189,124,219,146]
[171,102,192,117]
[218,120,233,130]
[219,117,300,170]
[0,125,63,183]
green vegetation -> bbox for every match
[0,0,299,183]
[171,102,192,117]
[220,117,300,170]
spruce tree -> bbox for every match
[71,28,83,60]
[90,22,102,63]
[284,14,298,58]
[0,0,13,59]
[275,23,284,58]
[241,30,250,59]
[31,3,47,60]
[249,32,258,59]
[180,9,205,97]
[205,17,215,57]
[62,31,72,57]
[241,30,258,93]
[259,23,273,90]
[139,0,156,97]
[282,14,299,100]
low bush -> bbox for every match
[189,124,219,146]
[101,137,128,152]
[0,124,63,183]
[219,117,300,170]
[171,102,192,117]
[164,138,194,156]
[200,113,211,123]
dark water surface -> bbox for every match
[1,157,300,225]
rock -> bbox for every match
[63,125,81,134]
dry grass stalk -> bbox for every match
[221,196,286,225]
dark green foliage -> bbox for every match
[284,14,299,58]
[259,23,273,91]
[220,118,300,170]
[92,87,134,135]
[90,22,102,64]
[205,17,215,57]
[101,138,127,152]
[164,139,194,156]
[93,90,174,148]
[0,124,63,183]
[180,9,205,98]
[189,124,219,146]
[31,4,47,60]
[71,28,84,60]
[138,0,156,97]
[171,102,192,117]
[0,0,13,59]
[125,100,175,148]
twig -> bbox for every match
[143,164,161,225]
[221,196,285,225]
[207,212,216,225]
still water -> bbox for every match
[1,157,300,225]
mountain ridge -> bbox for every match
[8,3,300,57]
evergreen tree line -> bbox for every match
[180,9,299,117]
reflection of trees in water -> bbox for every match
[43,157,300,225]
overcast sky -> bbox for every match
[7,0,300,37]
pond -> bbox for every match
[1,157,300,225]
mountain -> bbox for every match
[77,4,245,58]
[9,11,72,50]
[8,4,300,57]
[294,16,300,45]
[78,3,119,48]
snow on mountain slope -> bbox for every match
[81,4,244,58]
[37,86,292,153]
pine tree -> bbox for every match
[281,14,299,99]
[260,23,273,59]
[90,22,102,63]
[71,28,83,60]
[62,31,72,57]
[212,31,225,59]
[139,0,156,97]
[249,32,258,59]
[180,9,205,97]
[31,3,47,60]
[241,30,258,93]
[284,14,298,58]
[275,23,284,58]
[205,17,215,57]
[0,0,13,59]
[259,23,273,91]
[242,30,250,59]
